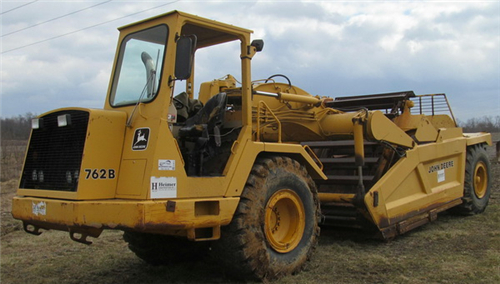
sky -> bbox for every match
[1,0,499,121]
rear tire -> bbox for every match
[123,232,209,265]
[212,156,320,281]
[453,145,491,214]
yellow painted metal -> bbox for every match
[264,189,305,253]
[318,193,355,203]
[116,159,146,196]
[12,11,263,240]
[12,195,239,236]
[100,10,260,202]
[319,112,359,137]
[17,108,126,200]
[353,121,365,166]
[257,101,282,143]
[302,145,323,171]
[426,114,456,129]
[261,142,327,180]
[393,111,438,143]
[198,75,237,104]
[464,132,492,146]
[278,92,321,105]
[365,111,414,148]
[251,93,415,148]
[436,127,463,142]
[223,141,326,197]
[364,134,467,229]
[413,117,439,143]
[474,161,488,198]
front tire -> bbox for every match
[212,156,320,280]
[454,144,491,214]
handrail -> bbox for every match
[303,145,323,171]
[411,93,456,125]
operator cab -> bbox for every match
[106,11,263,177]
[169,20,262,176]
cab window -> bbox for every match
[110,25,168,107]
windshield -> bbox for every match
[110,25,168,107]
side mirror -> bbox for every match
[251,39,264,52]
[175,35,197,80]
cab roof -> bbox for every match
[118,10,253,48]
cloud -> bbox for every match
[1,0,499,120]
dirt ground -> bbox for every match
[1,141,499,283]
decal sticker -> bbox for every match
[167,113,176,122]
[32,201,46,216]
[428,160,454,173]
[132,128,150,151]
[150,177,177,199]
[428,160,453,183]
[158,159,175,171]
[84,169,116,179]
[437,169,445,183]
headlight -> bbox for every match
[31,118,43,129]
[57,114,72,127]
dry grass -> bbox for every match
[0,140,27,182]
[1,141,499,284]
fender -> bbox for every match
[224,140,326,197]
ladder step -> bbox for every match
[323,215,358,222]
[320,215,364,228]
[317,175,374,184]
[320,157,379,164]
[326,175,374,181]
[301,140,378,148]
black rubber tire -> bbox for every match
[123,232,209,265]
[453,144,491,215]
[211,156,320,281]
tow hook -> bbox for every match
[69,227,102,245]
[23,222,43,235]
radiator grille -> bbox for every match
[20,110,89,191]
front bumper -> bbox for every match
[12,196,239,242]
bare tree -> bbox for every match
[1,113,36,141]
[457,116,500,133]
[1,113,35,181]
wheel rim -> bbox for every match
[473,161,488,198]
[264,189,305,253]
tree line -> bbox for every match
[457,116,500,133]
[1,113,36,141]
[1,113,499,141]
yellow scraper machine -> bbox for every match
[12,10,492,280]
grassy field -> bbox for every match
[1,140,499,283]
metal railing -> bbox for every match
[411,94,456,124]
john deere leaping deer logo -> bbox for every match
[132,128,150,150]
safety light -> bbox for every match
[38,170,44,182]
[31,118,43,129]
[66,171,72,183]
[57,114,72,127]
